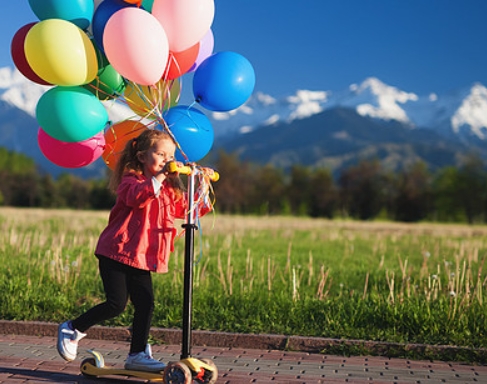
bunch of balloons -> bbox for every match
[11,0,255,169]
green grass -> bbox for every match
[1,207,487,362]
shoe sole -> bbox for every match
[124,364,166,372]
[56,344,75,361]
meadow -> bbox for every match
[1,207,486,361]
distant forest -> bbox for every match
[1,147,487,224]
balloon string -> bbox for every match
[155,116,190,163]
[174,165,218,246]
[89,72,188,164]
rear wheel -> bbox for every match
[80,358,97,378]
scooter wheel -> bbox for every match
[198,359,218,384]
[80,358,97,378]
[164,361,192,384]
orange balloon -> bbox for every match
[103,120,147,169]
[163,43,199,80]
[123,0,142,5]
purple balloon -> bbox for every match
[188,29,214,73]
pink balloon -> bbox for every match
[189,29,214,73]
[38,128,105,168]
[152,0,214,52]
[103,7,169,85]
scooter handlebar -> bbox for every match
[167,161,192,175]
[166,161,219,182]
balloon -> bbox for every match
[84,63,126,100]
[142,0,154,11]
[152,0,214,52]
[103,7,169,86]
[38,128,105,168]
[124,79,180,117]
[103,120,147,169]
[28,0,94,30]
[163,43,199,80]
[84,48,126,100]
[92,0,136,52]
[36,86,109,142]
[10,23,51,85]
[188,29,214,73]
[88,0,106,36]
[123,0,142,4]
[24,19,98,86]
[163,106,214,162]
[193,51,255,112]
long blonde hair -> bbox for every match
[109,129,184,196]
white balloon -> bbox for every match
[152,0,215,52]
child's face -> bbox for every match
[140,138,176,177]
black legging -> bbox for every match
[71,255,154,354]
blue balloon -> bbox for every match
[162,106,214,162]
[193,51,255,112]
[28,0,94,30]
[92,0,136,52]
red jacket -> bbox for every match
[95,172,206,273]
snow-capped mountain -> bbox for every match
[1,65,487,177]
[0,67,45,116]
[3,66,487,142]
[210,77,487,143]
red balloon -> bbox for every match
[162,43,199,80]
[11,23,51,86]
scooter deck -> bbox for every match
[80,349,164,381]
[80,350,217,383]
[81,361,164,381]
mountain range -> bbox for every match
[1,66,487,178]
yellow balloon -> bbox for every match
[25,19,98,86]
[124,79,180,118]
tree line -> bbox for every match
[1,147,487,223]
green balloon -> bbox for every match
[142,0,154,12]
[84,64,126,100]
[36,86,108,142]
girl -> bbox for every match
[57,129,211,372]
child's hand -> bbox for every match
[201,167,219,181]
[163,161,183,176]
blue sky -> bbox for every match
[2,1,487,98]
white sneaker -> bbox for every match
[56,321,86,361]
[124,351,166,372]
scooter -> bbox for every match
[80,163,219,383]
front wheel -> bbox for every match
[164,361,192,384]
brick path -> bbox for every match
[1,326,487,383]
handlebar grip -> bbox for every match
[167,161,191,175]
[166,161,219,182]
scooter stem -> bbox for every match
[181,169,196,359]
